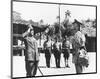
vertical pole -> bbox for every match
[59,4,60,26]
[59,4,61,41]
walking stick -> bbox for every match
[37,66,44,76]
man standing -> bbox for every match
[71,30,86,74]
[62,36,70,68]
[43,36,51,68]
[22,24,39,77]
[53,38,61,68]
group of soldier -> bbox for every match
[21,22,89,77]
[43,35,71,68]
[22,24,72,77]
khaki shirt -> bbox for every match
[24,36,39,61]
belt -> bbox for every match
[62,48,69,49]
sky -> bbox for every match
[60,5,96,22]
[13,1,96,25]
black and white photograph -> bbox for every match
[11,0,97,78]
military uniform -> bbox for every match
[43,40,51,68]
[24,36,39,77]
[71,31,87,74]
[53,42,61,68]
[62,38,70,67]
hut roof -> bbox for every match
[13,19,49,35]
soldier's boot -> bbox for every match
[66,60,70,68]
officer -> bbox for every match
[53,38,61,68]
[62,36,70,68]
[43,36,51,68]
[23,24,39,77]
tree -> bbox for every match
[39,19,44,25]
[13,11,21,21]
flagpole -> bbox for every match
[59,4,60,26]
[59,4,62,41]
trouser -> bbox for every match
[54,50,61,68]
[62,49,70,67]
[75,64,83,74]
[63,49,70,60]
[25,60,38,77]
[44,49,51,68]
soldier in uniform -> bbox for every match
[53,38,61,68]
[22,24,39,77]
[62,36,70,68]
[43,36,51,68]
[71,21,87,74]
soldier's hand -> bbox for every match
[28,24,33,29]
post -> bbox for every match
[59,4,60,26]
[59,4,62,41]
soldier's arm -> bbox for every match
[22,24,33,38]
[22,28,30,38]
